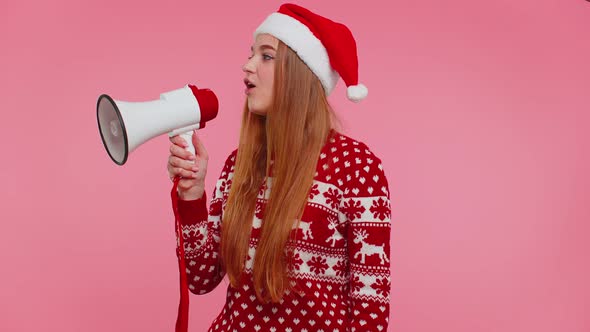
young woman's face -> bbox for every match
[242,34,279,116]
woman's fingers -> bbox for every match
[192,130,209,160]
[169,156,199,171]
[169,135,188,147]
[168,134,206,188]
[171,167,198,179]
[170,143,196,161]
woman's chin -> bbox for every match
[248,105,268,116]
[250,110,267,116]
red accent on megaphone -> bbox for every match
[188,85,219,123]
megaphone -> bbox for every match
[97,84,218,165]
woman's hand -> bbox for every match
[167,130,209,200]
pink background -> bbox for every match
[1,0,589,331]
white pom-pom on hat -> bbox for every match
[347,83,368,102]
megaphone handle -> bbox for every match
[178,131,196,160]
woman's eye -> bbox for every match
[263,54,274,61]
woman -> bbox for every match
[167,3,391,331]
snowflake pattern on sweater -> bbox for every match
[174,130,391,332]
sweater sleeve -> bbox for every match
[174,150,236,295]
[341,146,392,331]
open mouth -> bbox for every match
[244,79,256,93]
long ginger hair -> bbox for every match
[220,40,341,303]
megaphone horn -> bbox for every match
[97,84,218,165]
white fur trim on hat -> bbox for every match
[254,13,340,95]
[346,83,368,102]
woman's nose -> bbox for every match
[242,58,255,73]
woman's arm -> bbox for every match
[174,150,237,295]
[341,146,392,331]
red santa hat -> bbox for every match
[254,3,368,102]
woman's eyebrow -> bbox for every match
[250,44,277,52]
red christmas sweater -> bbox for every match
[174,130,391,332]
